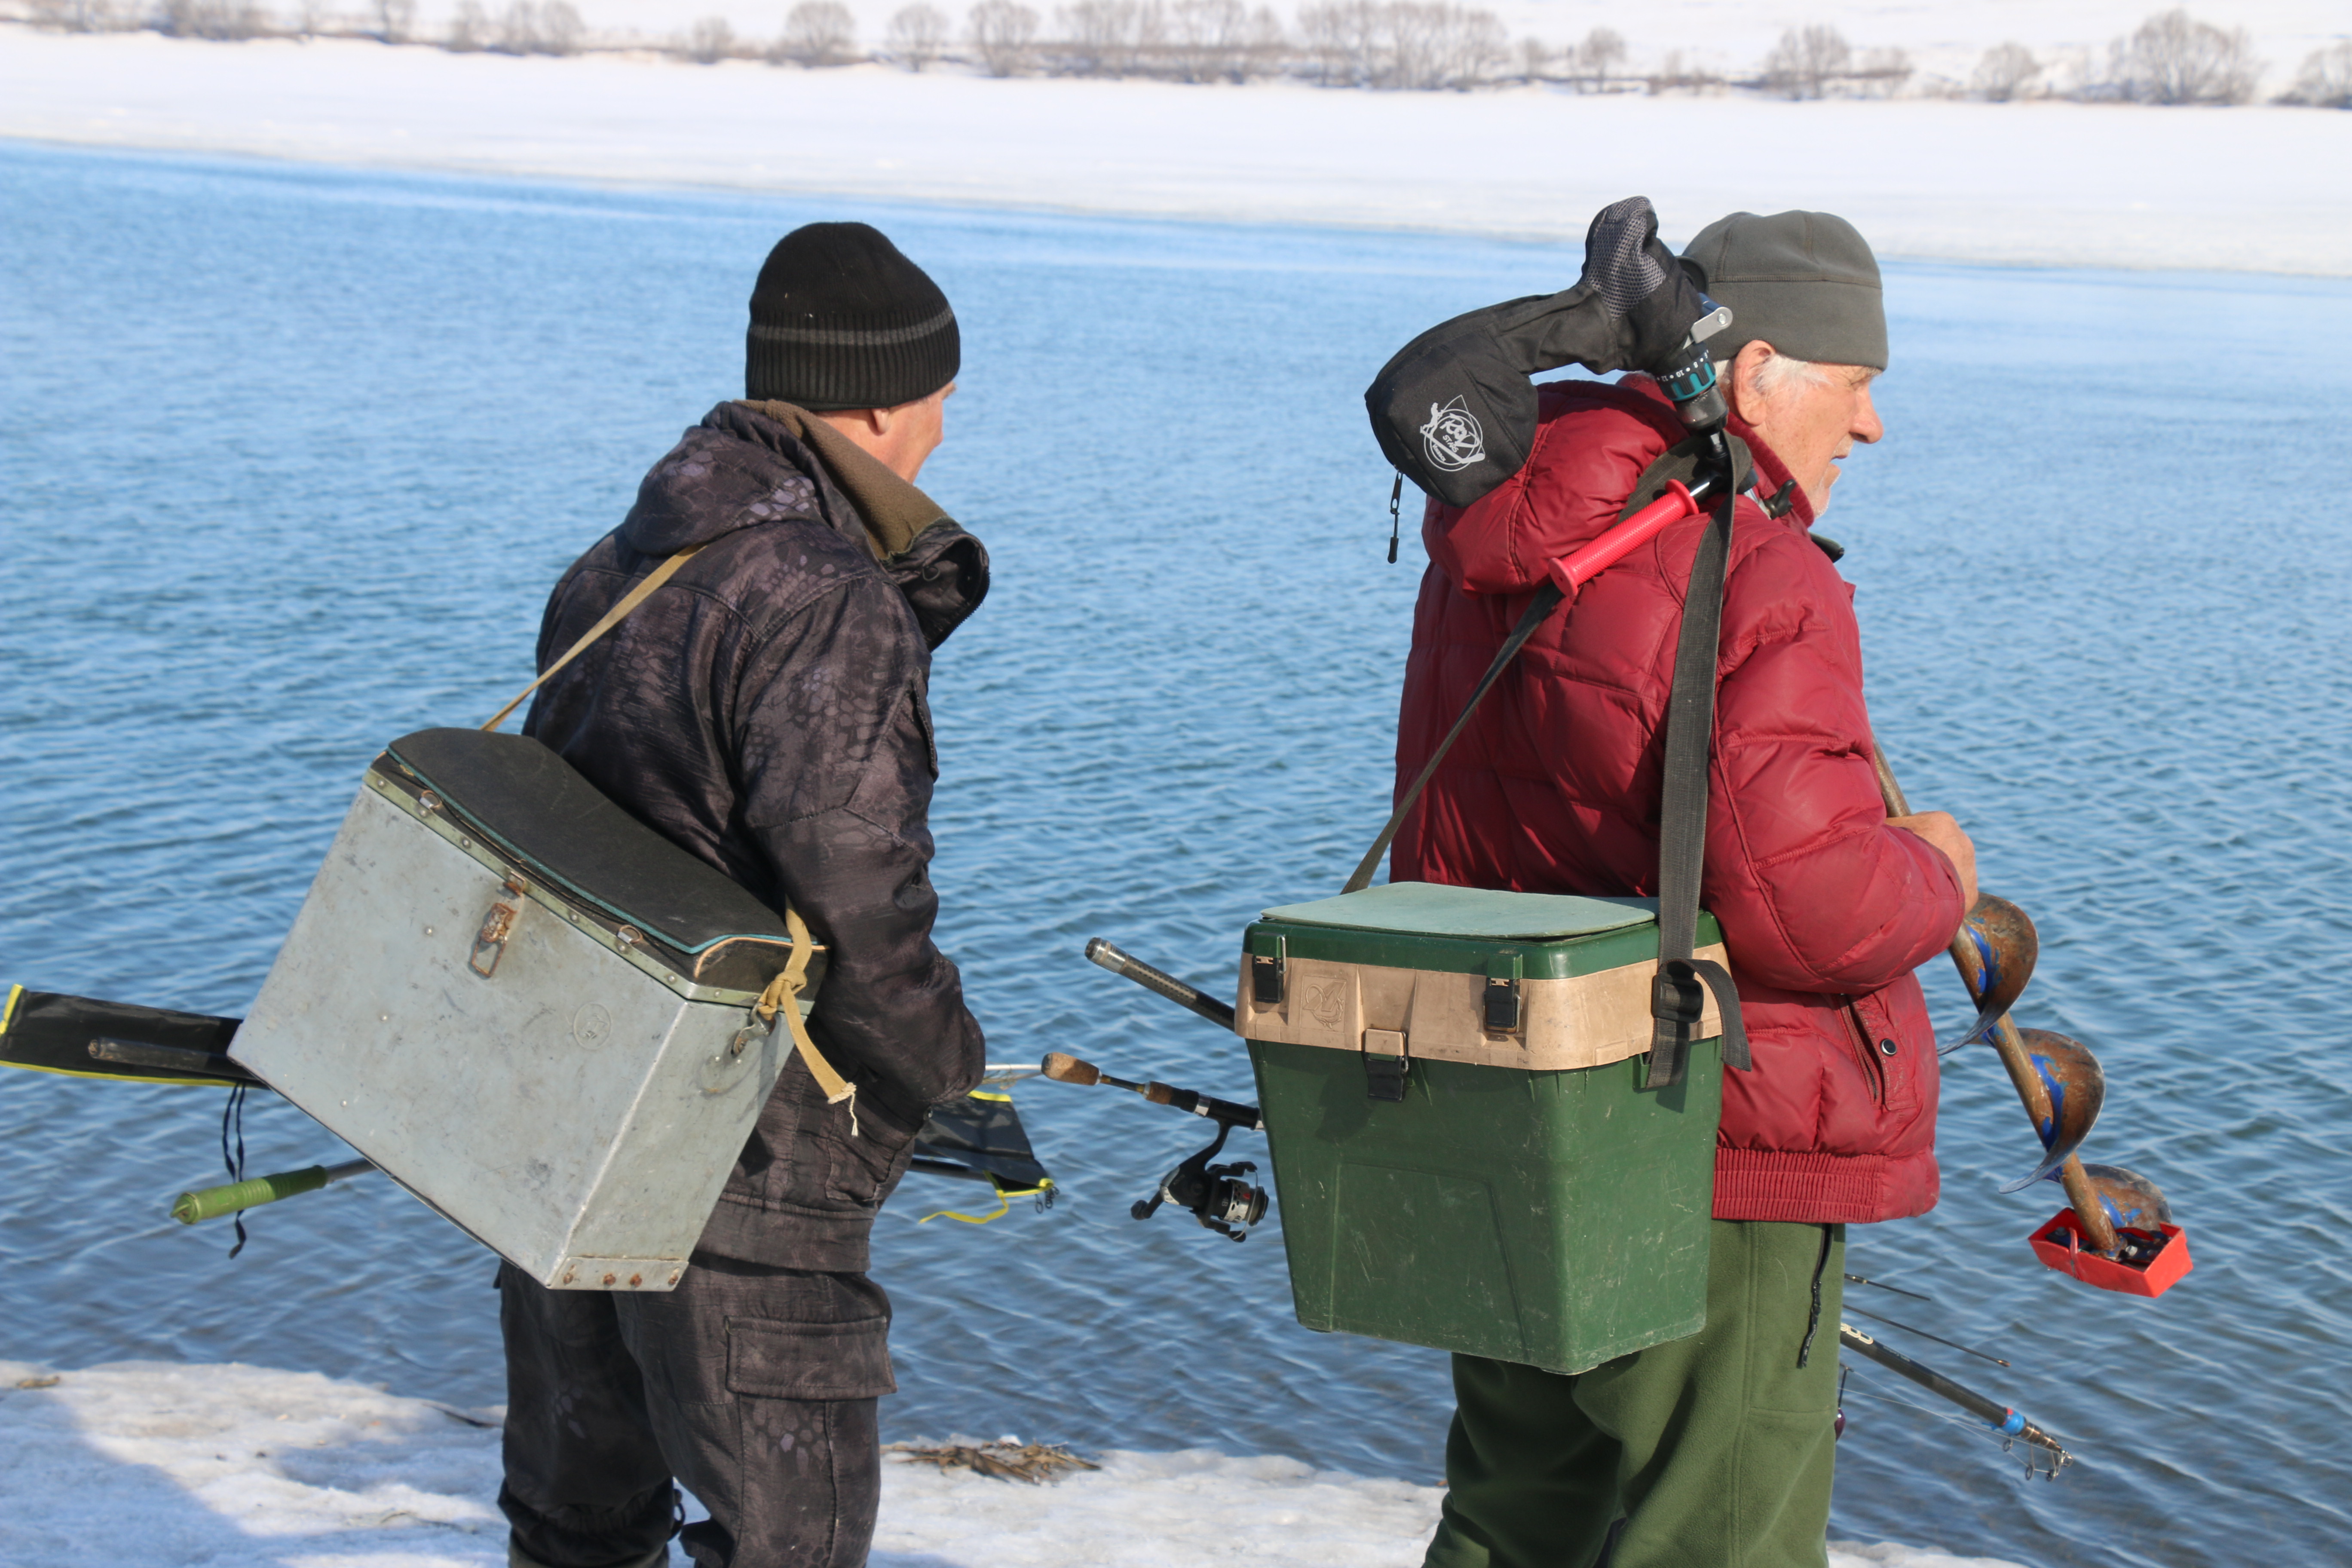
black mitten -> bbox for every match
[1579,196,1717,380]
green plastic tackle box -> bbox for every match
[1232,882,1728,1375]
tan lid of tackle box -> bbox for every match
[230,729,821,1292]
[1232,882,1724,1071]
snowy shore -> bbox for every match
[5,26,2350,275]
[2,1360,2029,1566]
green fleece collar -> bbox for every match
[737,399,949,560]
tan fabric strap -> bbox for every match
[755,907,860,1136]
[481,546,704,733]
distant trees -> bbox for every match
[776,2,858,65]
[968,0,1040,74]
[488,2,582,55]
[446,0,485,50]
[29,0,125,30]
[156,0,268,39]
[1057,0,1155,76]
[1972,41,2038,101]
[2103,9,2259,104]
[2282,42,2352,108]
[1759,25,1847,99]
[887,3,951,69]
[77,0,2325,112]
[1570,26,1623,91]
[683,15,735,62]
[1294,4,1508,91]
[1852,46,1909,96]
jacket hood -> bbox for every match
[1423,376,1812,596]
[622,401,989,649]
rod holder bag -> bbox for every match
[1233,883,1730,1374]
[1365,196,1719,509]
[230,728,822,1292]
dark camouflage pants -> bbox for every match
[497,1254,895,1568]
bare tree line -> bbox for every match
[18,0,2350,110]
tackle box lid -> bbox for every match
[1250,882,1716,982]
[1261,882,1656,940]
[380,728,790,958]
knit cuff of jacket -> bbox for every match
[739,399,950,561]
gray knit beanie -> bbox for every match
[1680,211,1886,371]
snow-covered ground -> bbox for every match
[1,1359,2029,1566]
[4,26,2351,275]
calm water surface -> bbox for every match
[2,142,2347,1567]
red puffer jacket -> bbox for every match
[1391,377,1961,1223]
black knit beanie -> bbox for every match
[746,223,960,411]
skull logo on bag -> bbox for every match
[1420,395,1486,472]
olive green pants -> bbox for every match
[1423,1220,1845,1568]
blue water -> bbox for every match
[3,141,2349,1567]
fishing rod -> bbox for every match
[1838,1323,2072,1479]
[163,1064,1053,1228]
[1083,938,1235,1030]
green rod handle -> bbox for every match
[170,1158,373,1225]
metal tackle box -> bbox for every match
[1234,881,1728,1373]
[231,728,822,1291]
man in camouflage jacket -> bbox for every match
[499,223,986,1568]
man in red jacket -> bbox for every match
[1404,212,1975,1568]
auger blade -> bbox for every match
[1955,894,2037,1041]
[1997,1029,2105,1193]
[2070,1163,2173,1233]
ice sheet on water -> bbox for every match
[0,1360,2025,1568]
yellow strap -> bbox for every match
[755,907,858,1136]
[918,1179,1053,1227]
[481,546,704,732]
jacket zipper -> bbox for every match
[1840,999,1886,1106]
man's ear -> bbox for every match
[1725,339,1777,421]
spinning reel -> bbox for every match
[1041,1050,1268,1242]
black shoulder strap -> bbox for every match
[1645,475,1751,1086]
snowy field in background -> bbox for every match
[1,1360,2031,1567]
[4,26,2351,275]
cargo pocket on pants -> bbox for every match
[725,1314,896,1402]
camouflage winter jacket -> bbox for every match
[525,400,989,1271]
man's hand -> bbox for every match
[1886,810,1978,918]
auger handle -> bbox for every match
[1871,747,2120,1254]
[170,1158,375,1225]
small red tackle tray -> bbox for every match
[2029,1208,2192,1298]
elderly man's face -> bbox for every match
[1728,341,1883,514]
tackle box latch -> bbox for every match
[1483,952,1523,1033]
[1250,931,1286,1007]
[1362,1028,1409,1102]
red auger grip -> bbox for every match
[1548,481,1700,601]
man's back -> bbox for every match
[499,223,982,1568]
[525,400,987,1265]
